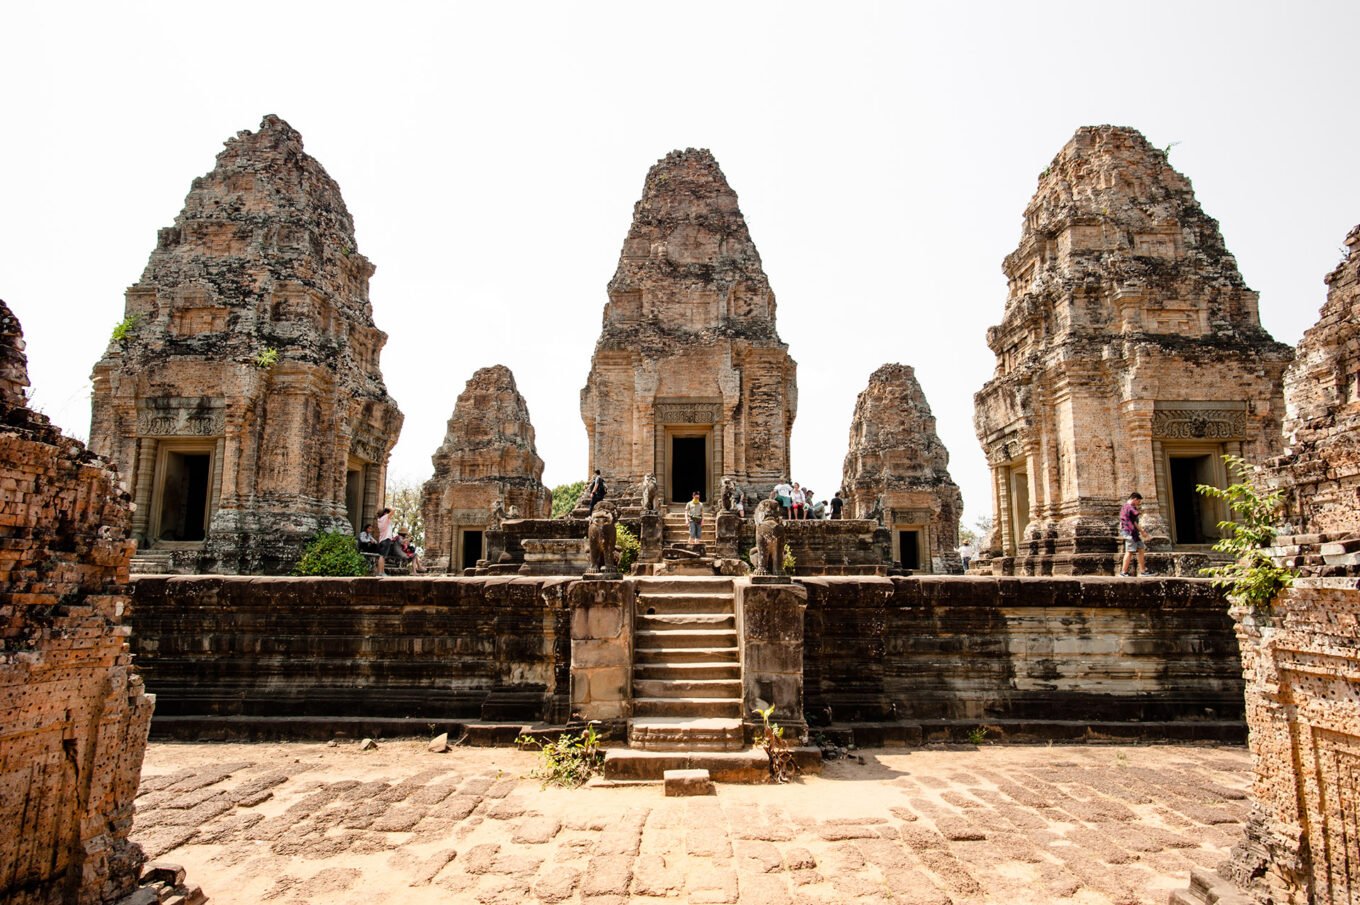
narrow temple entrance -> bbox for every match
[461,529,483,570]
[156,451,211,542]
[1169,454,1216,544]
[898,529,922,570]
[669,433,709,503]
[345,468,364,533]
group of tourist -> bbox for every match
[770,480,842,520]
[357,507,423,575]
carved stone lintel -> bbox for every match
[655,402,720,424]
[1151,408,1246,440]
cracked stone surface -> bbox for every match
[131,741,1250,904]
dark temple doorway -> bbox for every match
[461,529,483,570]
[1169,455,1214,544]
[670,435,707,503]
[158,452,211,541]
[898,530,921,571]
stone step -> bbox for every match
[634,661,740,681]
[632,696,743,718]
[634,628,737,649]
[626,716,745,752]
[606,748,765,780]
[636,592,735,615]
[633,678,743,699]
[635,645,739,664]
[636,613,734,630]
[633,577,735,595]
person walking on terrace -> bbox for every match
[587,469,607,513]
[1119,492,1149,577]
[686,491,704,541]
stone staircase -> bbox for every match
[661,504,717,547]
[628,576,743,752]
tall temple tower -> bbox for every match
[973,126,1292,575]
[580,149,797,505]
[90,115,403,574]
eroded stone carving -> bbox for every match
[586,501,620,577]
[972,125,1292,575]
[640,472,658,512]
[752,498,786,577]
[89,115,404,574]
[580,149,797,508]
[842,363,963,573]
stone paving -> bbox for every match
[131,741,1251,904]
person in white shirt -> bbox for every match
[791,483,807,520]
[685,492,704,541]
[375,507,395,576]
[773,480,793,517]
[957,541,976,572]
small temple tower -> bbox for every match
[973,125,1292,575]
[421,365,551,573]
[842,363,963,573]
[580,149,797,506]
[90,115,404,574]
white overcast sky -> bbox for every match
[2,1,1356,528]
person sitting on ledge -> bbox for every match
[357,523,380,554]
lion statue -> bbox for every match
[487,498,506,531]
[587,501,619,574]
[751,498,786,576]
[640,473,659,512]
[720,475,737,511]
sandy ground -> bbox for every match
[130,740,1250,904]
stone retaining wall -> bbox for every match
[128,576,572,728]
[127,574,1244,742]
[802,576,1244,739]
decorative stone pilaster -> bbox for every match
[735,578,808,739]
[568,579,634,723]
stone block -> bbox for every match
[664,769,715,796]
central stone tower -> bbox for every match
[580,149,797,505]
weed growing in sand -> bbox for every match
[516,724,603,788]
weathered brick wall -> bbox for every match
[781,520,892,575]
[1223,580,1360,904]
[0,301,151,905]
[128,576,572,726]
[802,576,1244,737]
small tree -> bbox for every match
[385,478,425,551]
[551,480,586,519]
[1197,455,1296,610]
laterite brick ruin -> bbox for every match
[0,300,191,905]
[974,126,1293,576]
[89,115,403,575]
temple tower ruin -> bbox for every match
[841,363,963,573]
[580,149,797,506]
[973,125,1292,575]
[1269,223,1360,544]
[90,115,403,574]
[421,365,550,573]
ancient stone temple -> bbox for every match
[421,365,550,572]
[841,363,963,573]
[0,300,170,905]
[1268,222,1360,553]
[973,125,1292,575]
[580,148,797,506]
[89,115,404,574]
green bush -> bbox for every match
[615,523,640,572]
[782,544,796,573]
[516,725,604,788]
[551,480,586,518]
[295,531,370,576]
[110,314,139,343]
